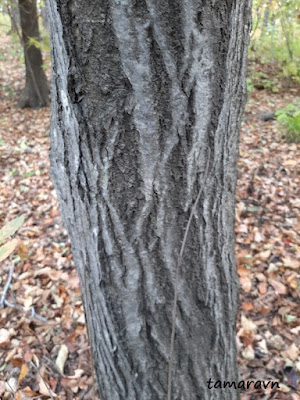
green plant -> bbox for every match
[27,35,50,52]
[246,77,255,93]
[0,215,25,263]
[248,71,279,92]
[3,84,14,98]
[275,101,300,143]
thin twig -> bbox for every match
[30,361,56,400]
[0,265,14,308]
[42,355,64,377]
[0,265,47,322]
[3,297,47,322]
[167,148,211,400]
[5,379,17,399]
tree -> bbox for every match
[5,0,20,35]
[18,0,49,108]
[47,1,251,399]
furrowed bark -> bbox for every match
[47,1,251,399]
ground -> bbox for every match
[0,30,299,400]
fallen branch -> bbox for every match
[0,265,47,322]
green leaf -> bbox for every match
[0,215,26,245]
[247,206,260,212]
[23,170,36,178]
[0,239,19,262]
[285,314,297,323]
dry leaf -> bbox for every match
[5,377,18,393]
[241,315,257,333]
[241,302,254,311]
[38,366,56,397]
[0,328,10,346]
[56,344,68,374]
[278,383,291,393]
[242,345,255,360]
[269,278,287,295]
[258,282,268,295]
[283,257,300,270]
[282,159,297,166]
[17,242,29,260]
[291,326,300,335]
[19,364,29,382]
[0,214,25,245]
[257,249,271,262]
[238,266,250,277]
[0,381,6,396]
[22,386,38,397]
[240,276,252,293]
[12,355,25,368]
[254,231,264,242]
[34,266,53,277]
[289,393,300,400]
[268,335,285,350]
[281,343,299,362]
[0,238,19,262]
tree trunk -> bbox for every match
[6,0,20,35]
[260,0,272,39]
[40,5,49,30]
[47,1,251,399]
[18,0,49,108]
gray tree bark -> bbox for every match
[6,0,20,35]
[47,1,251,399]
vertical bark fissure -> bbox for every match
[47,0,251,399]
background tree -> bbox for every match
[18,0,49,108]
[4,0,20,35]
[47,1,251,399]
[250,0,300,77]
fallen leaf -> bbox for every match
[0,381,5,396]
[0,238,19,262]
[5,377,18,393]
[0,214,25,245]
[289,393,300,400]
[241,315,257,333]
[241,302,254,311]
[283,257,300,270]
[12,355,25,368]
[17,242,29,260]
[19,363,29,382]
[269,278,287,294]
[56,344,68,374]
[242,345,255,360]
[0,329,10,346]
[238,266,251,277]
[282,159,297,166]
[38,367,56,397]
[291,326,300,335]
[258,282,268,295]
[34,266,53,277]
[254,231,264,242]
[257,249,271,262]
[240,276,252,292]
[268,335,285,350]
[278,383,291,393]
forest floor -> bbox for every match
[0,31,299,400]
